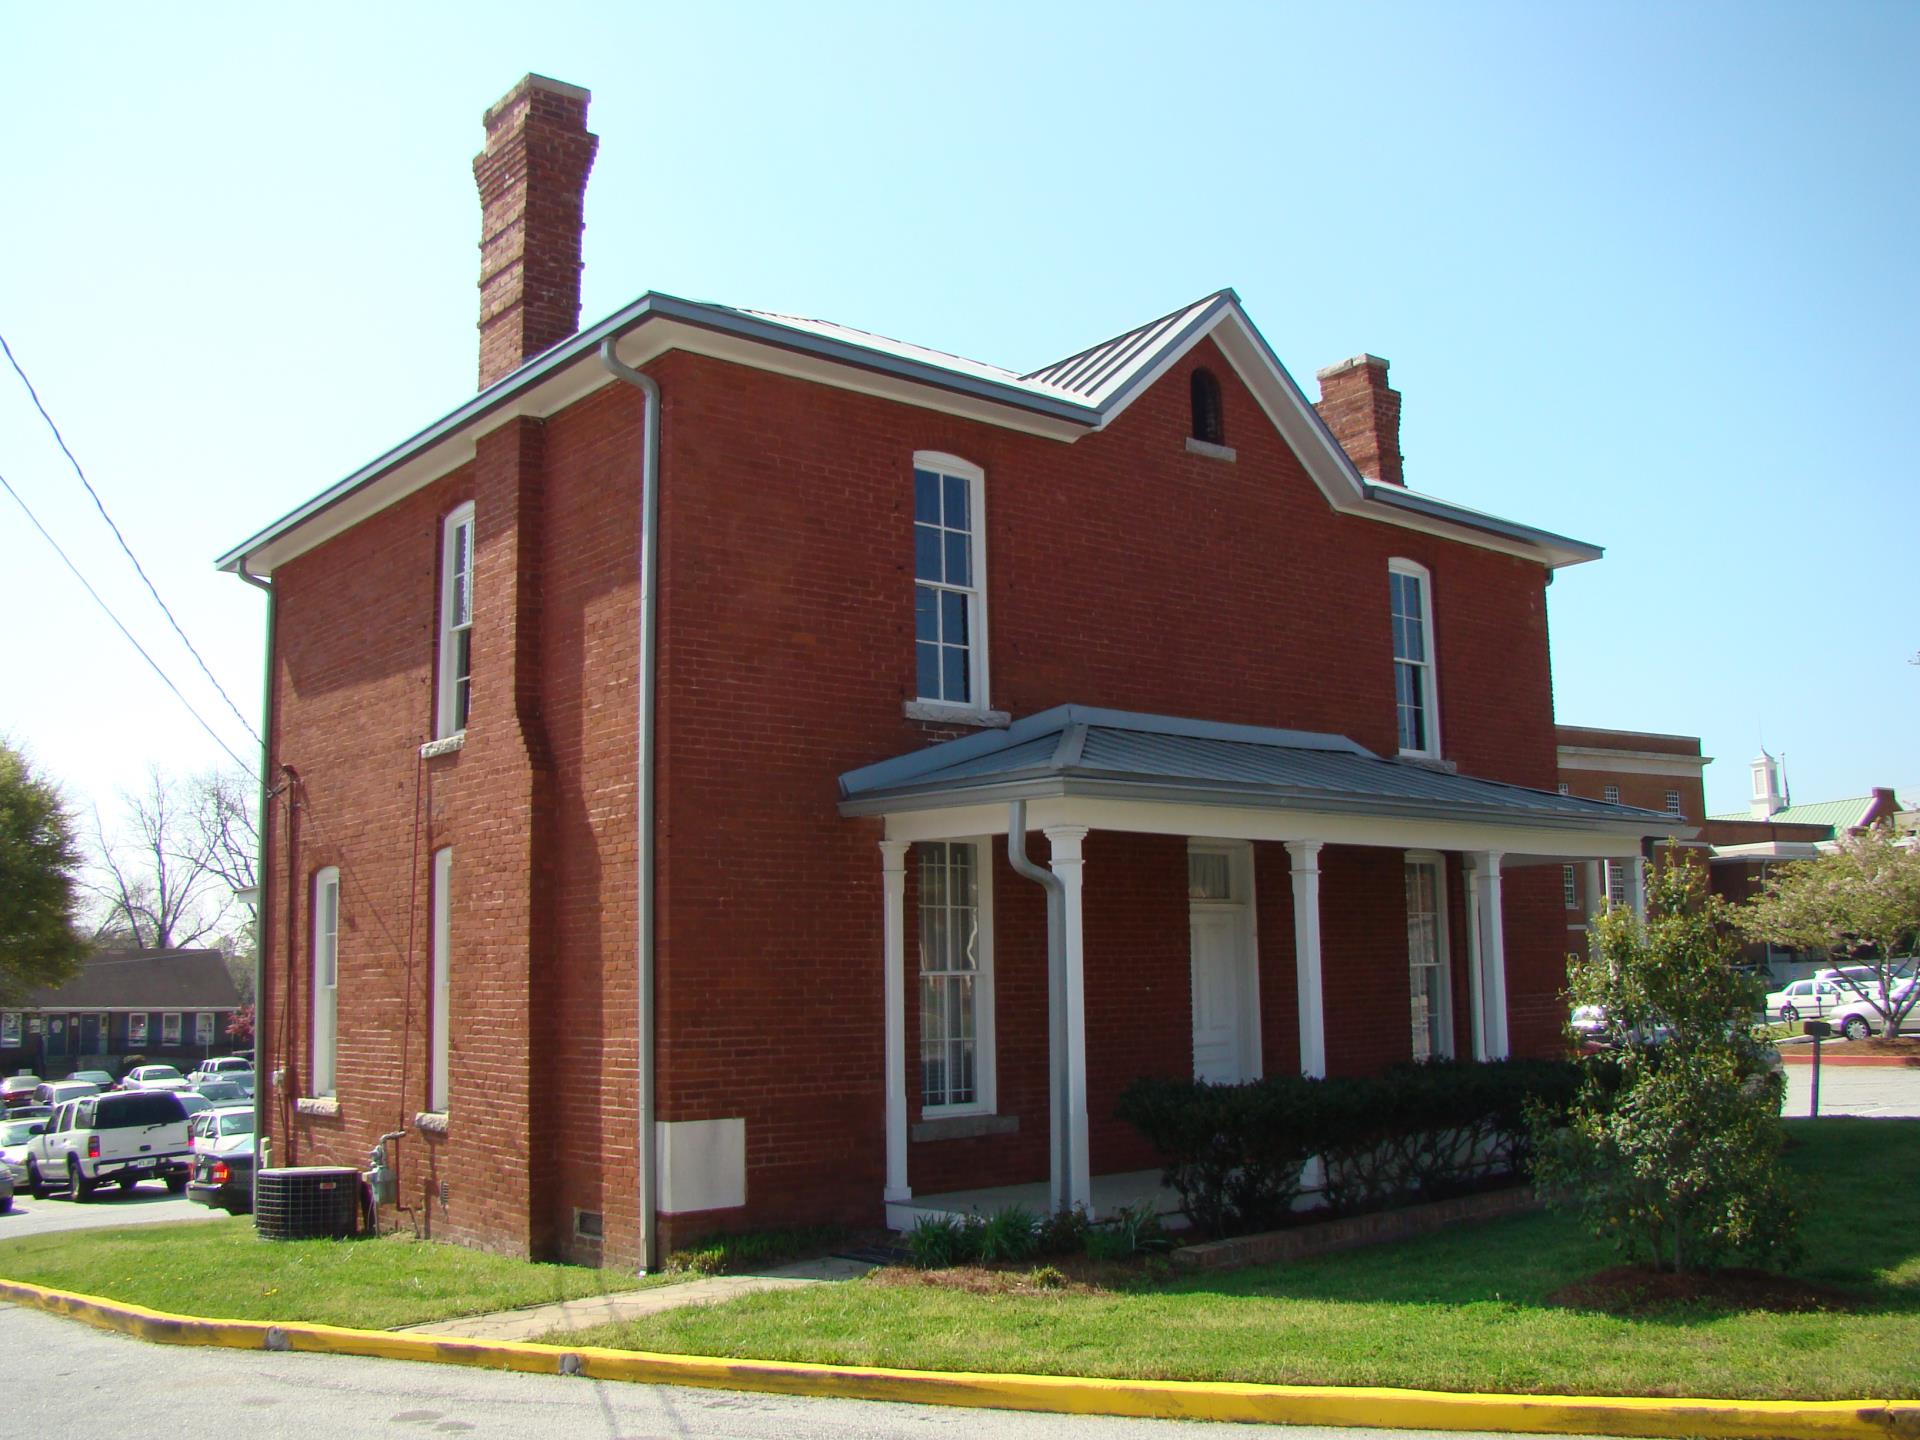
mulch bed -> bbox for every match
[868,1254,1164,1296]
[1546,1265,1860,1316]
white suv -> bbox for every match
[24,1090,191,1200]
[185,1056,253,1087]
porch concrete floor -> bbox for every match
[896,1169,1184,1229]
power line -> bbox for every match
[0,328,262,750]
[0,468,258,780]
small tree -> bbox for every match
[0,742,88,1002]
[1740,828,1920,1034]
[1532,851,1800,1274]
[225,1004,254,1046]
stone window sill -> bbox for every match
[295,1097,340,1118]
[1185,437,1237,462]
[414,1111,449,1135]
[903,700,1011,729]
[420,732,466,760]
[912,1113,1019,1143]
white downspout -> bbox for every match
[597,340,661,1273]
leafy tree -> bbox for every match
[0,742,87,1002]
[1532,851,1800,1274]
[1740,827,1920,1035]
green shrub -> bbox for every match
[1035,1205,1092,1256]
[1085,1199,1173,1260]
[976,1205,1040,1262]
[1026,1263,1068,1289]
[907,1213,983,1269]
[664,1224,847,1276]
[1118,1058,1580,1238]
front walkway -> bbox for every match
[395,1255,874,1341]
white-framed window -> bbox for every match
[1405,854,1453,1061]
[1388,559,1439,757]
[0,1013,18,1047]
[1603,784,1621,804]
[1665,789,1683,817]
[1606,859,1627,906]
[429,847,453,1114]
[129,1013,148,1046]
[437,501,475,738]
[1556,782,1570,795]
[918,840,994,1115]
[1562,865,1578,910]
[162,1013,182,1046]
[195,1012,214,1047]
[313,866,341,1097]
[912,453,989,711]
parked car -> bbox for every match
[23,1090,191,1200]
[1764,978,1841,1024]
[1570,1003,1607,1040]
[31,1080,100,1108]
[190,1080,249,1106]
[0,1115,44,1188]
[186,1106,256,1214]
[68,1069,116,1090]
[118,1064,189,1092]
[185,1057,253,1086]
[0,1161,11,1212]
[1,1076,43,1112]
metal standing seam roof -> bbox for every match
[839,706,1683,832]
[1708,797,1889,830]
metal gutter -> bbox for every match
[596,341,662,1274]
[1361,483,1604,563]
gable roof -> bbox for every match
[839,705,1678,836]
[23,949,241,1012]
[217,289,1601,578]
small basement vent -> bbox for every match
[255,1166,361,1241]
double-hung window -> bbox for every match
[1388,560,1439,757]
[918,841,994,1114]
[1406,856,1452,1061]
[162,1012,182,1046]
[1665,789,1683,817]
[194,1012,214,1047]
[437,503,475,737]
[313,866,340,1097]
[429,848,452,1114]
[1603,784,1621,805]
[912,455,988,712]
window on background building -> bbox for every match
[1666,789,1683,816]
[430,848,453,1114]
[1557,783,1569,795]
[195,1012,214,1047]
[162,1013,181,1046]
[1406,857,1452,1060]
[1603,784,1621,804]
[0,1013,17,1047]
[918,841,993,1113]
[1606,860,1627,906]
[313,866,341,1097]
[129,1013,148,1046]
[912,456,988,710]
[1190,368,1225,445]
[1563,865,1578,910]
[437,502,475,737]
[1388,560,1439,757]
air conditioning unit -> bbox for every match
[254,1166,361,1241]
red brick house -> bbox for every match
[217,75,1681,1269]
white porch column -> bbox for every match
[1464,857,1486,1061]
[1045,826,1093,1214]
[1286,841,1327,1079]
[1584,861,1606,925]
[879,839,911,1204]
[1472,851,1510,1059]
[1626,853,1648,923]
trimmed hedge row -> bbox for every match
[1116,1059,1580,1238]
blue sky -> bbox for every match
[1,1,1914,821]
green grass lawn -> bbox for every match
[0,1217,665,1330]
[551,1119,1920,1399]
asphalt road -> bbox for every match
[0,1303,1589,1440]
[0,1180,225,1239]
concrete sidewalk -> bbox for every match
[395,1255,875,1341]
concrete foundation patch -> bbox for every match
[0,1274,1912,1438]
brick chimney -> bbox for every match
[1314,354,1404,486]
[473,75,598,390]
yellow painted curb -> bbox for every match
[1,1276,1913,1438]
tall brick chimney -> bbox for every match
[473,75,598,390]
[1314,354,1404,486]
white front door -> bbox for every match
[1190,910,1249,1082]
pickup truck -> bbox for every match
[24,1090,191,1199]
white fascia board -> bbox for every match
[1557,747,1712,777]
[229,320,1088,577]
[883,794,1650,860]
[1709,841,1825,861]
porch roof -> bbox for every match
[839,705,1683,838]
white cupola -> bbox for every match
[1749,749,1786,818]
